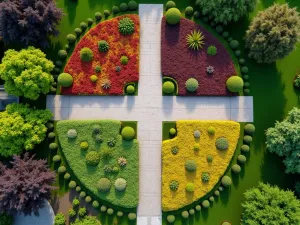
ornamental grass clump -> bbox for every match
[118,157,127,167]
[186,30,205,51]
[101,79,111,90]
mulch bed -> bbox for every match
[62,14,139,95]
[161,17,237,96]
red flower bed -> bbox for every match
[161,17,237,96]
[62,14,139,95]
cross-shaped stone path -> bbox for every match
[46,4,253,225]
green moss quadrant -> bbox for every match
[56,120,139,209]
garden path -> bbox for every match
[46,4,253,225]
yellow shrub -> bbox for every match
[162,120,240,211]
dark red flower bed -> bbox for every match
[62,14,139,95]
[161,17,237,96]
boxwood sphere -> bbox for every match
[80,22,87,31]
[90,75,98,83]
[64,173,71,180]
[185,6,194,16]
[85,196,92,203]
[241,144,250,153]
[222,222,232,225]
[222,31,229,38]
[69,181,77,189]
[58,166,66,174]
[167,215,175,223]
[128,1,138,11]
[128,213,136,221]
[112,6,119,14]
[202,200,210,208]
[121,126,135,140]
[194,11,200,18]
[216,25,223,34]
[58,50,67,59]
[120,3,128,12]
[166,1,176,10]
[126,85,135,94]
[235,50,241,56]
[75,28,82,36]
[58,73,73,87]
[100,205,107,212]
[53,155,61,162]
[92,201,99,208]
[215,137,229,150]
[185,160,197,172]
[181,211,189,219]
[67,34,76,44]
[107,208,114,215]
[114,178,127,191]
[209,196,214,202]
[226,76,244,92]
[231,164,241,174]
[98,178,111,192]
[185,78,199,92]
[244,124,255,135]
[166,8,181,25]
[189,209,195,215]
[221,176,232,187]
[49,142,58,150]
[243,135,253,144]
[86,151,100,166]
[117,211,123,217]
[207,126,215,135]
[229,40,239,49]
[185,183,195,192]
[163,81,175,94]
[80,47,93,62]
[76,186,81,192]
[239,58,245,65]
[104,10,110,17]
[169,128,176,135]
[95,12,102,21]
[238,155,247,164]
[195,205,201,211]
[244,89,251,95]
[214,190,220,196]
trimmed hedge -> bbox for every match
[121,126,135,140]
[226,76,244,92]
[166,1,176,10]
[166,8,181,25]
[163,81,175,94]
[58,73,73,87]
[221,176,232,187]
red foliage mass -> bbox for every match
[62,14,140,95]
[161,17,237,96]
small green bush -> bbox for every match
[194,11,200,18]
[80,47,93,62]
[244,82,250,88]
[244,124,255,135]
[128,213,137,221]
[171,146,179,155]
[241,66,249,74]
[120,55,129,65]
[294,75,300,88]
[244,89,251,95]
[67,34,76,44]
[85,196,92,203]
[194,143,200,151]
[239,58,245,65]
[235,50,241,56]
[92,201,99,208]
[216,137,229,150]
[75,28,82,36]
[80,141,89,151]
[229,40,239,49]
[128,1,138,11]
[221,222,232,225]
[69,181,77,189]
[166,1,176,10]
[53,155,61,163]
[86,151,100,166]
[207,155,213,162]
[238,155,247,164]
[207,45,217,56]
[214,190,220,196]
[231,164,241,174]
[49,142,58,150]
[195,205,201,211]
[118,18,135,35]
[80,22,87,31]
[58,166,66,174]
[194,130,200,138]
[58,50,67,59]
[202,200,210,208]
[58,73,73,87]
[185,78,199,92]
[72,198,80,208]
[115,178,127,191]
[120,3,128,12]
[228,37,233,42]
[181,211,189,219]
[64,173,71,180]
[163,81,175,94]
[78,207,87,217]
[97,178,111,192]
[216,25,224,34]
[104,10,110,17]
[185,159,197,172]
[241,144,250,153]
[219,186,224,192]
[222,31,229,38]
[226,76,244,92]
[243,135,253,144]
[207,126,215,135]
[107,208,114,215]
[202,172,210,182]
[209,196,214,202]
[48,132,56,139]
[75,186,81,192]
[95,12,102,21]
[169,180,179,191]
[68,208,76,218]
[189,209,195,215]
[167,215,175,223]
[185,183,195,192]
[185,6,194,16]
[100,205,107,212]
[79,191,86,198]
[54,213,65,225]
[95,65,101,73]
[126,85,135,94]
[117,211,124,217]
[112,6,119,14]
[98,40,109,52]
[121,126,135,140]
[221,176,232,187]
[169,128,176,135]
[166,8,181,25]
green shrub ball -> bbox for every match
[226,76,244,92]
[85,196,92,203]
[58,73,73,87]
[216,25,223,34]
[167,215,175,223]
[114,178,127,191]
[117,211,124,217]
[238,155,247,164]
[80,22,87,31]
[107,208,114,215]
[244,124,255,135]
[67,34,76,44]
[104,10,110,17]
[98,40,109,52]
[67,129,77,139]
[209,196,214,202]
[120,3,128,12]
[194,11,200,18]
[166,1,176,10]
[215,137,229,150]
[229,40,239,49]
[222,31,229,38]
[80,47,93,62]
[95,12,102,21]
[185,6,194,16]
[207,155,213,162]
[185,159,197,172]
[207,126,215,135]
[231,164,241,174]
[128,1,138,11]
[128,213,137,221]
[163,81,175,94]
[58,166,66,174]
[69,181,77,189]
[79,191,86,198]
[185,78,199,92]
[126,85,135,94]
[243,135,253,144]
[241,144,250,153]
[100,205,107,212]
[166,8,181,25]
[202,200,210,208]
[235,50,241,56]
[48,132,56,139]
[189,209,195,215]
[181,211,189,219]
[58,50,67,59]
[118,18,135,35]
[121,126,135,140]
[195,205,201,211]
[53,155,61,163]
[244,89,251,95]
[221,176,232,187]
[112,6,119,14]
[244,82,250,88]
[97,178,111,192]
[86,151,100,166]
[169,128,176,135]
[78,207,87,217]
[49,142,58,150]
[214,190,220,196]
[64,173,71,180]
[239,58,245,65]
[75,186,81,192]
[222,222,232,225]
[185,183,195,192]
[243,75,249,80]
[241,66,249,74]
[75,28,82,36]
[92,201,99,208]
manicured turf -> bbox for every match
[56,120,139,209]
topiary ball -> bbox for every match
[244,124,255,135]
[90,75,98,83]
[100,205,107,212]
[95,12,102,21]
[80,47,93,62]
[167,215,175,223]
[185,159,197,172]
[241,66,249,74]
[226,76,244,92]
[75,28,82,36]
[104,10,110,17]
[221,176,232,187]
[209,196,214,202]
[120,3,128,12]
[58,73,73,87]
[206,155,213,162]
[85,196,92,203]
[48,132,56,139]
[118,17,135,35]
[222,31,229,39]
[166,8,181,25]
[222,222,232,225]
[194,11,200,18]
[126,85,135,94]
[97,178,111,192]
[128,213,137,221]
[107,208,114,215]
[114,178,127,191]
[202,200,210,208]
[194,143,200,151]
[185,6,194,16]
[49,142,58,150]
[121,126,135,140]
[235,50,241,56]
[244,82,250,88]
[244,89,251,95]
[241,144,250,153]
[64,173,71,180]
[120,55,129,65]
[207,126,215,135]
[67,129,77,139]
[185,183,195,192]
[76,186,81,192]
[237,155,247,164]
[58,50,67,59]
[195,205,201,211]
[229,40,239,49]
[185,78,199,92]
[214,190,220,196]
[181,211,189,219]
[243,135,253,144]
[86,151,100,166]
[53,155,61,163]
[163,81,175,94]
[166,1,176,10]
[58,166,66,174]
[128,1,138,11]
[216,25,224,34]
[67,34,76,44]
[231,164,241,174]
[112,6,119,14]
[92,201,99,208]
[169,128,176,135]
[80,22,87,31]
[69,181,77,189]
[189,209,195,215]
[216,137,229,150]
[117,211,123,217]
[98,40,109,52]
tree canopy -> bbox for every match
[245,3,300,63]
[195,0,257,25]
[0,47,54,100]
[71,216,101,225]
[0,103,53,157]
[0,0,63,47]
[241,182,300,225]
[266,107,300,174]
[0,153,56,215]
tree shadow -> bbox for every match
[64,0,78,26]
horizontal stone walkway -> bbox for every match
[47,4,253,225]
